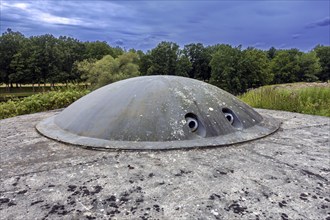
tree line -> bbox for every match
[1,28,329,94]
[0,29,124,88]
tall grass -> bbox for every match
[239,86,330,117]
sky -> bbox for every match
[1,0,329,51]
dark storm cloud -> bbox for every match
[1,0,329,51]
[305,17,330,29]
[1,16,19,23]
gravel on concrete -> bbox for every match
[0,109,329,220]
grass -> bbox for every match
[239,84,330,117]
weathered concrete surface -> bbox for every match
[0,109,329,220]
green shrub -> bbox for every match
[0,87,89,120]
[239,86,330,117]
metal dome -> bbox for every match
[36,75,280,150]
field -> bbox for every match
[0,86,90,119]
[0,86,55,102]
[0,83,89,102]
[239,82,330,117]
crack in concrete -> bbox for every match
[0,156,108,179]
[248,149,297,169]
[282,123,330,131]
[247,149,328,182]
[301,169,328,182]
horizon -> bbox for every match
[1,0,329,52]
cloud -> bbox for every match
[292,34,301,39]
[255,8,288,16]
[1,0,127,29]
[114,39,124,46]
[305,17,330,29]
[116,30,141,37]
[187,19,200,24]
[2,1,84,26]
[252,42,266,47]
[38,13,83,25]
[278,44,287,49]
[8,2,29,10]
[1,0,329,51]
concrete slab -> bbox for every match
[0,109,329,220]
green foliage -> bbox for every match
[270,49,301,84]
[240,48,273,89]
[147,41,181,75]
[75,52,140,89]
[267,47,277,60]
[84,41,123,60]
[314,45,330,81]
[0,29,125,87]
[0,28,25,85]
[209,44,242,94]
[0,28,328,95]
[209,45,271,94]
[72,58,96,83]
[239,85,330,117]
[138,53,152,76]
[0,87,89,119]
[297,52,321,82]
[270,49,321,84]
[175,55,192,77]
[183,43,212,80]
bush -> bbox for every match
[0,87,89,119]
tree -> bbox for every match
[0,28,327,88]
[297,51,321,82]
[209,45,272,94]
[73,58,96,83]
[29,34,62,86]
[57,36,85,83]
[270,49,302,84]
[0,29,25,87]
[8,38,33,86]
[182,43,211,81]
[267,47,277,60]
[270,49,321,84]
[240,48,272,90]
[314,45,330,81]
[84,41,121,60]
[175,55,192,77]
[147,41,180,75]
[112,46,125,58]
[209,44,243,94]
[76,52,140,89]
[138,51,152,76]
